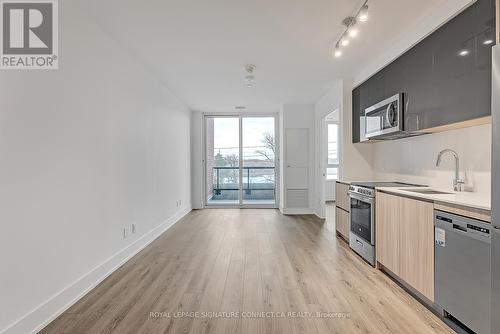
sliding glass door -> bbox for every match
[205,115,277,207]
[242,117,276,205]
[205,116,240,205]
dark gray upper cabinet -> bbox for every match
[352,0,495,143]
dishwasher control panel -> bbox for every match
[467,224,490,235]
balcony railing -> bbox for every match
[210,166,275,201]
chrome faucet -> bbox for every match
[436,149,465,192]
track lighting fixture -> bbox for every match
[332,0,369,59]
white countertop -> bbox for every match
[375,187,491,211]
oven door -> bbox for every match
[349,193,375,245]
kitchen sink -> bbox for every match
[404,189,452,195]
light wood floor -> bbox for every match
[41,206,454,334]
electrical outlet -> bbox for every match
[131,223,136,234]
[123,227,128,239]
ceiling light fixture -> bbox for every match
[358,5,369,22]
[340,37,350,46]
[484,39,494,45]
[333,0,369,59]
[348,28,358,38]
[458,49,470,56]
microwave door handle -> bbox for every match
[364,113,368,137]
[385,104,394,127]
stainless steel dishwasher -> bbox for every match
[434,210,491,334]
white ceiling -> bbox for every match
[81,0,449,112]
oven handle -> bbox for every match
[349,192,374,204]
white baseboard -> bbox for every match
[280,207,316,215]
[315,212,326,220]
[1,206,192,334]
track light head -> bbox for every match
[359,5,369,22]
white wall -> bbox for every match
[373,124,492,195]
[279,107,285,210]
[339,80,375,181]
[312,80,374,216]
[314,82,342,217]
[191,110,204,209]
[0,2,191,333]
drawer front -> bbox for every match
[335,182,350,212]
[335,207,350,241]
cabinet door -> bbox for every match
[401,40,434,131]
[352,87,361,143]
[375,192,401,274]
[368,70,386,107]
[428,0,494,129]
[335,207,350,241]
[399,196,435,302]
[335,182,350,212]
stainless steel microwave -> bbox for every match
[363,93,404,140]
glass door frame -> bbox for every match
[202,112,279,209]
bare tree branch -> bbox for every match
[256,132,275,162]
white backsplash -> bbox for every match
[372,124,492,195]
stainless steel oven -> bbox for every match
[349,186,376,266]
[347,182,422,266]
[364,93,404,139]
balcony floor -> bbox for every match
[207,198,276,206]
[207,188,276,206]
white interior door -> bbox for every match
[285,128,309,208]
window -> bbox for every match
[327,123,339,180]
